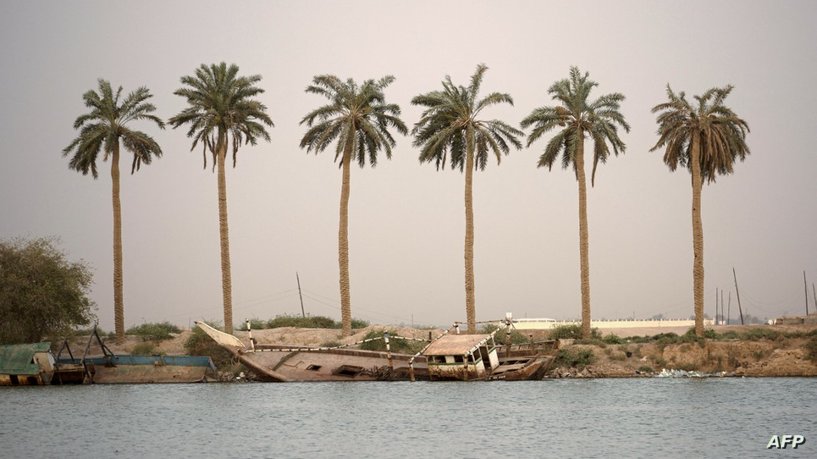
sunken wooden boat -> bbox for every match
[196,319,557,382]
[422,333,556,381]
[195,321,427,381]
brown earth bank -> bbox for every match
[63,323,817,379]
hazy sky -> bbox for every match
[2,1,816,330]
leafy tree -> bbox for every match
[412,64,522,333]
[651,85,750,337]
[521,67,629,339]
[300,75,406,336]
[0,237,94,344]
[63,79,164,343]
[170,62,274,335]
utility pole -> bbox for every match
[715,287,719,325]
[804,271,809,316]
[733,267,745,325]
[727,291,731,325]
[813,283,816,316]
[296,272,305,318]
[720,289,724,325]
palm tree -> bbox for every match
[63,79,164,343]
[412,64,522,334]
[300,75,407,337]
[521,67,629,339]
[651,85,750,337]
[169,63,273,335]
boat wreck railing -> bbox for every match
[252,334,431,353]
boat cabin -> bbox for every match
[422,334,499,380]
[0,342,55,386]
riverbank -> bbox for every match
[67,323,817,379]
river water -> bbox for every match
[1,378,815,458]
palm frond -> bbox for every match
[170,63,273,170]
[299,74,405,168]
[651,84,749,182]
[524,67,627,180]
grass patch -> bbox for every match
[742,328,783,341]
[238,318,267,331]
[126,322,181,341]
[553,348,595,369]
[131,341,162,356]
[358,330,426,354]
[479,324,531,344]
[548,324,602,340]
[602,334,624,345]
[184,325,234,368]
[265,315,369,330]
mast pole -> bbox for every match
[733,267,745,325]
[720,289,724,326]
[297,272,306,318]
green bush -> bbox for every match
[264,315,368,330]
[267,315,335,329]
[602,334,624,345]
[131,342,161,356]
[741,328,783,341]
[553,348,595,369]
[238,318,268,331]
[549,325,583,340]
[549,324,602,341]
[358,330,426,354]
[184,326,234,368]
[718,330,740,340]
[126,322,181,341]
[479,324,531,344]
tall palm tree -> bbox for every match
[651,85,749,337]
[521,67,629,339]
[300,75,407,337]
[412,64,522,334]
[169,63,273,335]
[63,79,164,343]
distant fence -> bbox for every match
[506,318,711,330]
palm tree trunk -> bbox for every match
[338,139,353,337]
[575,133,592,339]
[216,137,234,335]
[690,134,705,337]
[464,126,476,334]
[111,143,125,344]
